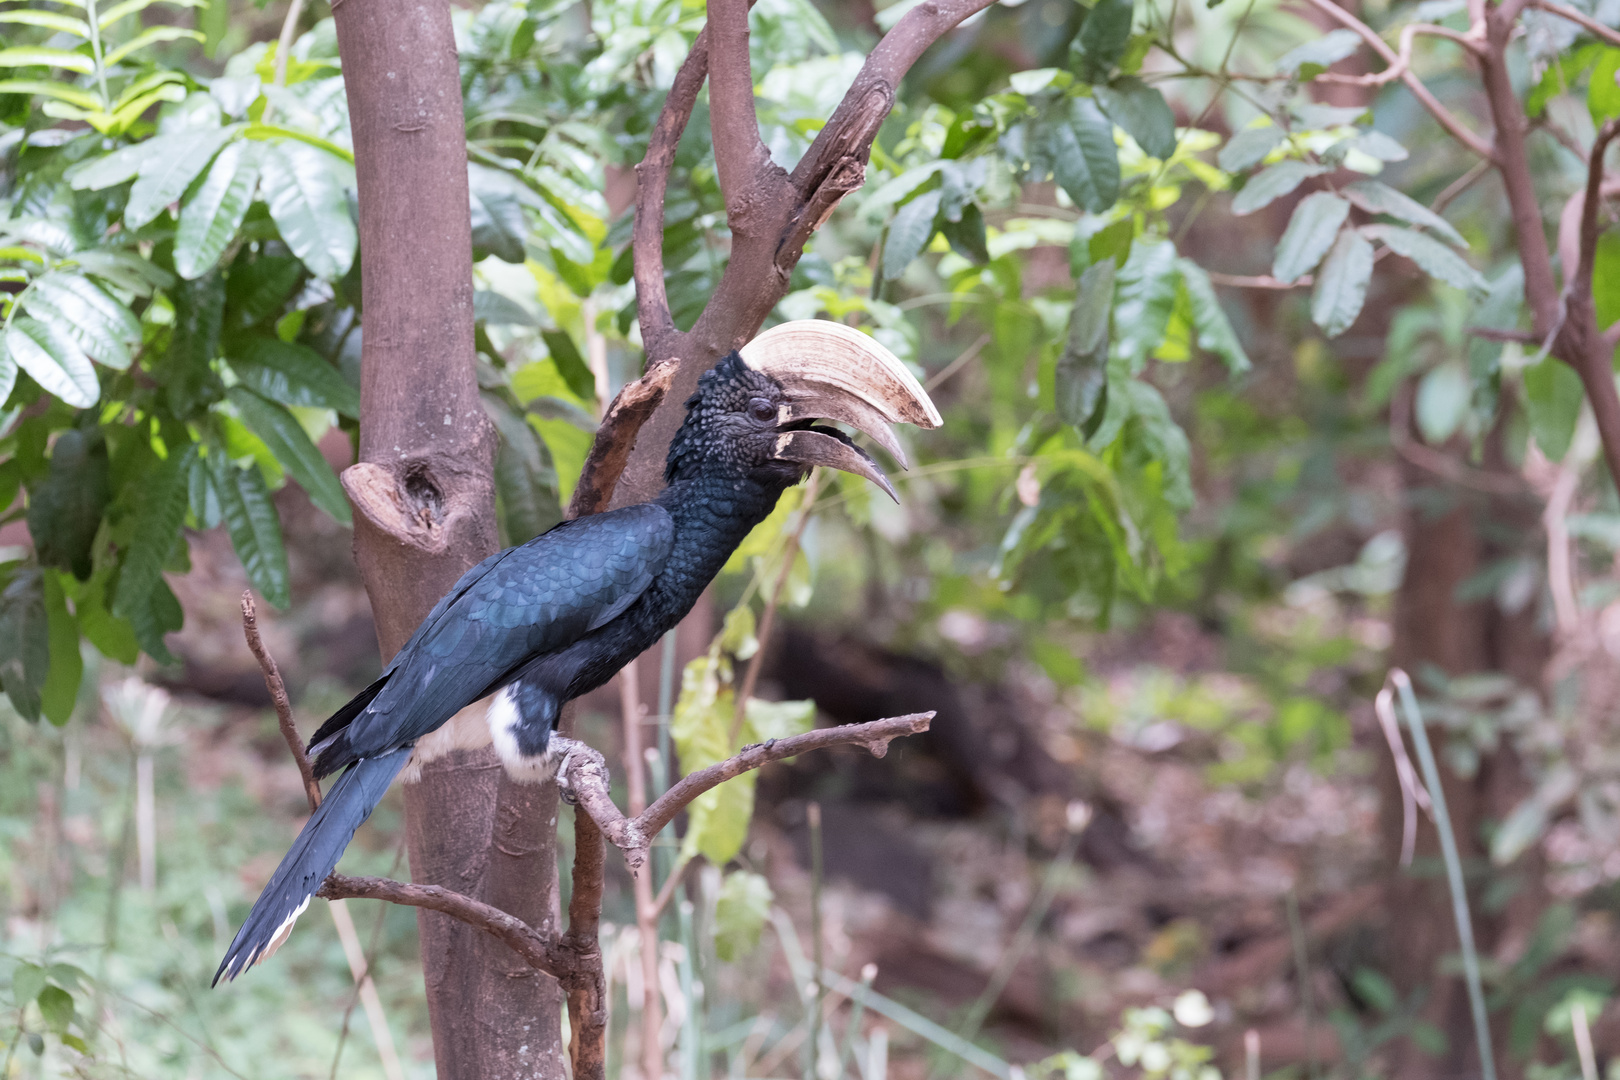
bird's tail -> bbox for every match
[214,747,410,984]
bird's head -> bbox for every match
[665,320,943,500]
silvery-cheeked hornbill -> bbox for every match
[214,320,942,983]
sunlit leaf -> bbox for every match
[714,870,774,961]
[25,272,140,369]
[5,317,98,407]
[124,126,236,230]
[0,47,95,73]
[0,10,90,36]
[260,139,357,281]
[102,25,203,67]
[175,140,261,279]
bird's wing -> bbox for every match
[344,504,674,755]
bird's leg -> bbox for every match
[487,682,566,785]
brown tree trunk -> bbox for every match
[331,1,564,1075]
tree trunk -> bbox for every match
[331,1,564,1075]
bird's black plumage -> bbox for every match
[215,353,821,983]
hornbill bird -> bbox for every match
[214,320,941,983]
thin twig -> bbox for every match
[1315,21,1484,86]
[241,592,321,812]
[925,334,992,392]
[1300,0,1494,160]
[1389,382,1526,496]
[1527,0,1620,47]
[1432,158,1493,214]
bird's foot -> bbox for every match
[547,736,586,805]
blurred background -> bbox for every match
[2,0,1618,1075]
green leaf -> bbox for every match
[0,567,48,721]
[124,126,236,230]
[540,330,596,402]
[1523,358,1584,461]
[671,654,751,864]
[176,140,262,280]
[1094,76,1176,159]
[882,189,942,280]
[468,162,535,264]
[1341,179,1466,248]
[0,47,95,74]
[1217,125,1284,173]
[0,10,91,36]
[1045,98,1119,214]
[27,428,110,580]
[227,336,359,417]
[102,24,202,66]
[1346,130,1408,162]
[163,271,226,414]
[210,451,291,609]
[12,963,47,1007]
[124,576,183,664]
[1055,259,1115,430]
[41,572,80,726]
[1309,228,1374,338]
[1076,0,1134,74]
[1415,359,1470,444]
[940,202,989,263]
[0,345,15,406]
[1492,796,1549,866]
[1113,238,1178,371]
[36,985,74,1033]
[74,576,138,663]
[25,272,141,370]
[1120,379,1193,508]
[1272,192,1350,284]
[744,697,815,741]
[260,139,357,281]
[0,79,100,110]
[484,394,562,544]
[226,386,350,525]
[98,0,207,30]
[474,290,540,327]
[112,445,194,624]
[6,317,98,407]
[1230,160,1327,216]
[225,254,303,328]
[1275,28,1361,78]
[714,870,774,961]
[1361,224,1487,293]
[1178,259,1251,372]
[65,133,182,190]
[1590,48,1620,122]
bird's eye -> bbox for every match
[748,397,777,423]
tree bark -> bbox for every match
[331,0,563,1075]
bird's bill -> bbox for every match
[739,320,943,473]
[774,429,899,502]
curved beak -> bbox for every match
[739,320,942,500]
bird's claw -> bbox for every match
[548,736,583,805]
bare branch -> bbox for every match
[567,361,681,519]
[640,712,934,841]
[1526,0,1620,47]
[1432,157,1493,214]
[1569,119,1620,306]
[632,31,709,356]
[1204,271,1308,290]
[241,592,322,813]
[559,714,934,871]
[1315,22,1483,87]
[1389,381,1526,497]
[320,874,575,983]
[707,0,787,233]
[1301,0,1494,160]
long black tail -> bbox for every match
[214,747,410,984]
